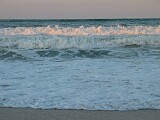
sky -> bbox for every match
[0,0,160,19]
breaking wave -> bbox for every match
[1,35,160,49]
[1,35,160,60]
[0,25,160,36]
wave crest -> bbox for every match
[1,35,160,49]
[0,25,160,36]
[1,35,160,60]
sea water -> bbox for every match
[0,19,160,110]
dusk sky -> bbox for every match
[0,0,160,19]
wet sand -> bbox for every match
[0,107,160,120]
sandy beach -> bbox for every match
[0,108,160,120]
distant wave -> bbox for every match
[0,25,160,36]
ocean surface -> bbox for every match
[0,19,160,110]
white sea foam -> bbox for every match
[1,58,160,110]
[0,25,160,36]
[1,35,160,49]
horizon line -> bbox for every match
[0,17,160,20]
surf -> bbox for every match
[0,25,160,36]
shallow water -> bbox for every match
[0,19,160,110]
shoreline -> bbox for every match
[1,107,160,120]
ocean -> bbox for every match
[0,19,160,110]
